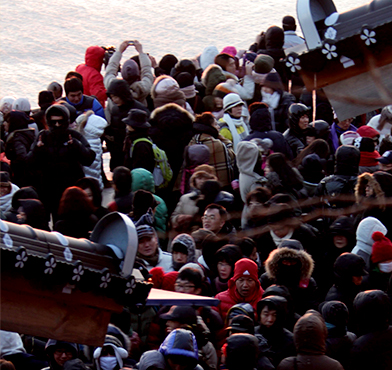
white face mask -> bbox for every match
[100,357,118,370]
[261,91,280,109]
[378,261,392,273]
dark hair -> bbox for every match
[236,237,257,258]
[267,153,303,191]
[214,53,236,72]
[205,203,228,221]
[64,76,84,95]
[293,138,330,167]
[58,186,94,216]
[132,189,158,220]
[195,112,216,127]
[112,166,132,196]
[65,71,83,82]
[215,244,243,264]
[0,359,16,370]
[47,81,63,97]
[177,268,202,289]
[248,102,269,117]
[245,187,272,206]
[174,59,197,79]
[75,177,102,208]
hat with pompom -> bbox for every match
[371,231,392,263]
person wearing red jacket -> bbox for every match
[76,46,106,107]
[214,258,264,322]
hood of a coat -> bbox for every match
[265,247,314,282]
[373,171,392,197]
[77,113,108,138]
[131,168,155,193]
[355,172,384,202]
[257,295,288,329]
[107,78,133,102]
[8,111,30,133]
[138,350,166,370]
[158,328,198,361]
[294,310,327,354]
[85,46,105,71]
[335,145,360,176]
[265,26,285,50]
[353,290,391,335]
[11,186,39,209]
[320,300,349,329]
[249,107,272,132]
[150,103,194,133]
[171,233,196,263]
[236,141,260,174]
[355,216,387,253]
[45,104,70,126]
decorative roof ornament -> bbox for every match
[322,42,338,60]
[15,247,28,268]
[44,254,57,275]
[286,55,302,73]
[361,28,377,46]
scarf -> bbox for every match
[359,151,380,167]
[223,113,249,152]
[138,250,159,267]
[180,85,196,99]
[262,91,281,130]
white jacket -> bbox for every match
[80,114,108,189]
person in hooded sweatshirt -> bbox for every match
[75,110,108,190]
[277,310,344,370]
[283,103,310,158]
[16,198,49,230]
[0,331,48,370]
[104,78,150,171]
[76,45,107,107]
[320,300,356,370]
[324,253,368,319]
[255,296,296,367]
[261,239,318,315]
[350,290,392,370]
[315,145,361,210]
[351,216,388,271]
[169,233,197,271]
[2,186,40,223]
[236,140,267,204]
[4,111,36,187]
[42,340,78,370]
[214,258,264,322]
[158,329,202,370]
[27,104,95,221]
[245,103,293,159]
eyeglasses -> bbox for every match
[201,215,216,221]
[175,283,196,291]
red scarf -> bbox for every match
[359,151,380,167]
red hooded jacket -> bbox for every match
[214,258,264,322]
[76,46,106,107]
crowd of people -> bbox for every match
[2,13,392,370]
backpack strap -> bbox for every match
[131,137,153,156]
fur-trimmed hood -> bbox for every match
[150,103,194,133]
[355,172,385,207]
[265,247,314,281]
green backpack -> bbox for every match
[132,138,173,188]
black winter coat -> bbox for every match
[5,128,35,187]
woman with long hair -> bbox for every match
[54,186,98,238]
[265,153,303,199]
